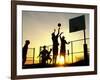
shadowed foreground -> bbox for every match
[22,57,89,69]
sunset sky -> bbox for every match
[22,11,89,64]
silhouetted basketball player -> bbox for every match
[60,36,70,64]
[52,28,60,64]
[22,40,30,65]
[46,48,52,64]
[39,46,48,65]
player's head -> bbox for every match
[25,40,30,45]
[62,36,65,39]
[43,45,46,49]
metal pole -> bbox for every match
[33,48,35,64]
[83,29,88,65]
[39,46,42,63]
[83,29,86,44]
[67,49,69,63]
[71,41,73,63]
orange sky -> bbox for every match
[22,11,90,64]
